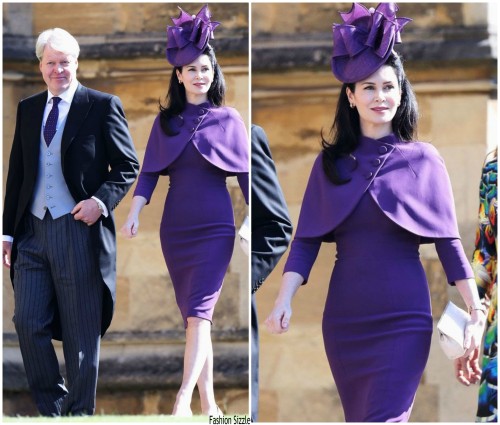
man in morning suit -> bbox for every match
[2,28,139,416]
[251,125,292,421]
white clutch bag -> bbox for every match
[238,216,249,256]
[436,301,470,359]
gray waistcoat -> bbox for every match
[30,116,76,219]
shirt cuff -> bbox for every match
[3,236,14,243]
[91,196,109,217]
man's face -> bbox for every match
[39,45,78,96]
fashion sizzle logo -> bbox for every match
[208,415,250,425]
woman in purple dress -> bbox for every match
[265,3,486,422]
[121,5,248,417]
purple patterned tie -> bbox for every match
[44,97,61,146]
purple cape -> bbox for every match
[141,102,249,176]
[296,134,460,243]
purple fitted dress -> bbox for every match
[134,102,249,327]
[284,135,474,422]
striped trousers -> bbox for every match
[13,213,103,416]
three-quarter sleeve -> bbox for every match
[435,237,475,285]
[133,171,160,205]
[283,236,322,283]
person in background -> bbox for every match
[265,3,486,421]
[2,28,139,416]
[121,5,249,417]
[454,148,497,422]
[251,125,292,421]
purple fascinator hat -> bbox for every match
[331,3,411,83]
[166,4,220,67]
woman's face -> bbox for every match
[346,65,401,138]
[176,54,214,104]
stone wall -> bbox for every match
[2,2,250,416]
[252,2,497,422]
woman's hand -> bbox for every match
[463,310,486,357]
[264,271,304,335]
[120,215,139,238]
[265,300,292,334]
[454,346,482,386]
[454,278,487,357]
[120,196,148,239]
[454,310,485,387]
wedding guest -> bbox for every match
[265,3,485,421]
[2,27,139,416]
[121,5,249,416]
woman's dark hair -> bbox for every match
[321,52,418,184]
[159,44,226,136]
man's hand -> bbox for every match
[71,199,102,226]
[3,241,12,268]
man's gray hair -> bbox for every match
[36,28,80,61]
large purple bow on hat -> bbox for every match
[166,4,220,67]
[331,3,411,83]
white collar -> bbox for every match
[47,79,79,104]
